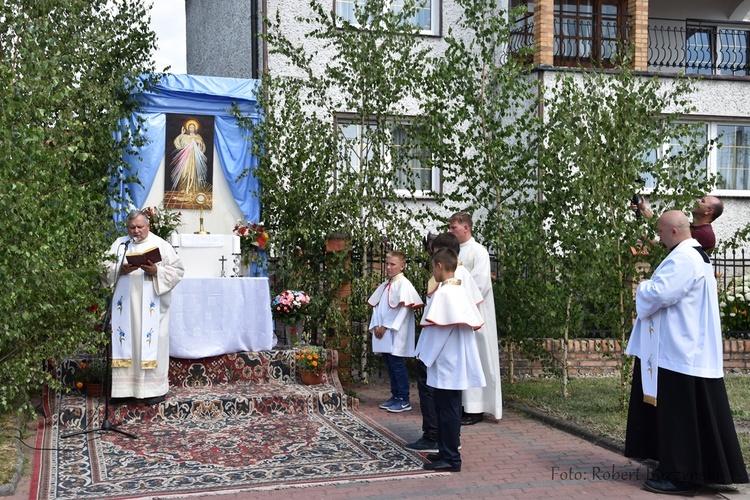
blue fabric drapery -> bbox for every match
[112,74,261,226]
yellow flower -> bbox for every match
[312,360,318,367]
[76,381,83,389]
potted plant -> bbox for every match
[271,290,311,344]
[74,358,108,397]
[295,346,327,385]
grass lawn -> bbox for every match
[0,412,21,486]
[503,374,750,469]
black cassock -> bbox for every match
[625,358,749,486]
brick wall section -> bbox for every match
[534,0,554,67]
[501,339,750,377]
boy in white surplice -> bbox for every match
[415,248,485,472]
[367,251,423,413]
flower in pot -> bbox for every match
[74,358,108,395]
[271,290,311,324]
[295,346,327,384]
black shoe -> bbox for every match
[461,413,483,426]
[424,460,460,472]
[643,478,698,496]
[425,453,443,462]
[141,395,166,406]
[405,437,439,453]
[108,397,131,405]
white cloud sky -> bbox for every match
[149,0,187,74]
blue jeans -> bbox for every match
[382,353,409,401]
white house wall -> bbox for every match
[261,0,483,233]
[538,70,750,250]
[185,1,750,250]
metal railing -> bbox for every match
[713,248,750,289]
[509,14,750,77]
[553,13,630,67]
[509,13,632,67]
[509,15,534,55]
[649,18,750,75]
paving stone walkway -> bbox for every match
[187,380,750,500]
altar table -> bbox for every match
[171,233,241,279]
[169,277,274,358]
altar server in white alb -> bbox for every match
[368,251,424,413]
[624,210,748,496]
[448,211,502,425]
[416,248,485,472]
[405,232,483,454]
[102,210,185,405]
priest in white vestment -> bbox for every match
[624,210,747,495]
[102,210,185,405]
[449,211,502,424]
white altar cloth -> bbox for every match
[169,277,274,358]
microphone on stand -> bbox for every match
[121,239,132,248]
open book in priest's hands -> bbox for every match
[125,246,162,266]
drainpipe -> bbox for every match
[251,0,259,79]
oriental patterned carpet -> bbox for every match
[31,351,431,499]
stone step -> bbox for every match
[54,349,351,430]
[168,349,341,387]
[108,381,352,425]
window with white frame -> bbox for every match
[641,123,708,190]
[641,122,750,194]
[335,0,441,36]
[716,124,750,191]
[337,119,438,196]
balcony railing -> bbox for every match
[649,18,750,75]
[509,14,534,55]
[510,14,750,77]
[510,13,631,67]
[554,13,630,67]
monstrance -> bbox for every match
[194,192,210,234]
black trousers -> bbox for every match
[416,359,438,442]
[434,387,462,466]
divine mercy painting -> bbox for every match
[164,113,215,210]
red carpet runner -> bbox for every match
[30,350,433,499]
